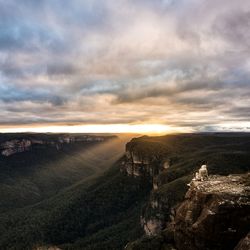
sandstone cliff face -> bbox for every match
[235,233,250,250]
[141,176,189,236]
[123,150,151,177]
[174,174,250,250]
[122,138,185,237]
[0,135,107,157]
[123,149,170,178]
[1,139,32,156]
[141,217,163,236]
[122,137,171,178]
[123,150,173,236]
[123,135,250,250]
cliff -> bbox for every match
[1,139,32,156]
[0,134,109,157]
[126,173,250,250]
[235,233,250,250]
[174,174,250,250]
[122,136,171,178]
[123,134,250,250]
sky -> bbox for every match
[0,0,250,134]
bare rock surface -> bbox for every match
[234,232,250,250]
[174,174,250,250]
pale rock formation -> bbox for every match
[1,139,32,156]
[234,232,250,250]
[141,217,163,236]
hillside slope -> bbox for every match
[0,133,130,212]
[0,133,250,250]
[0,160,151,250]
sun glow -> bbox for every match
[0,124,191,135]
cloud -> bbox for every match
[0,0,250,131]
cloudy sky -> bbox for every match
[0,0,250,133]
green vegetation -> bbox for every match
[126,133,250,249]
[0,134,125,212]
[1,133,250,249]
[0,162,151,249]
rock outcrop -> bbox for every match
[122,137,188,237]
[123,135,250,250]
[1,139,32,156]
[174,174,250,250]
[234,232,250,250]
[123,150,151,177]
[141,217,163,236]
[141,176,189,237]
[123,149,170,178]
[122,137,171,178]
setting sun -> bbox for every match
[0,124,191,135]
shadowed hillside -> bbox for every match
[0,133,134,212]
[0,133,249,250]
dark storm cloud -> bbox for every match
[0,0,250,131]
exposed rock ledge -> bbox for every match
[174,174,250,250]
[234,232,250,250]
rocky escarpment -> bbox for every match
[234,232,250,250]
[126,173,250,250]
[122,137,185,237]
[1,139,32,156]
[174,174,250,250]
[141,176,190,236]
[122,137,171,178]
[122,145,174,236]
[0,135,107,157]
[123,134,250,250]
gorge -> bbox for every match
[0,133,249,250]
